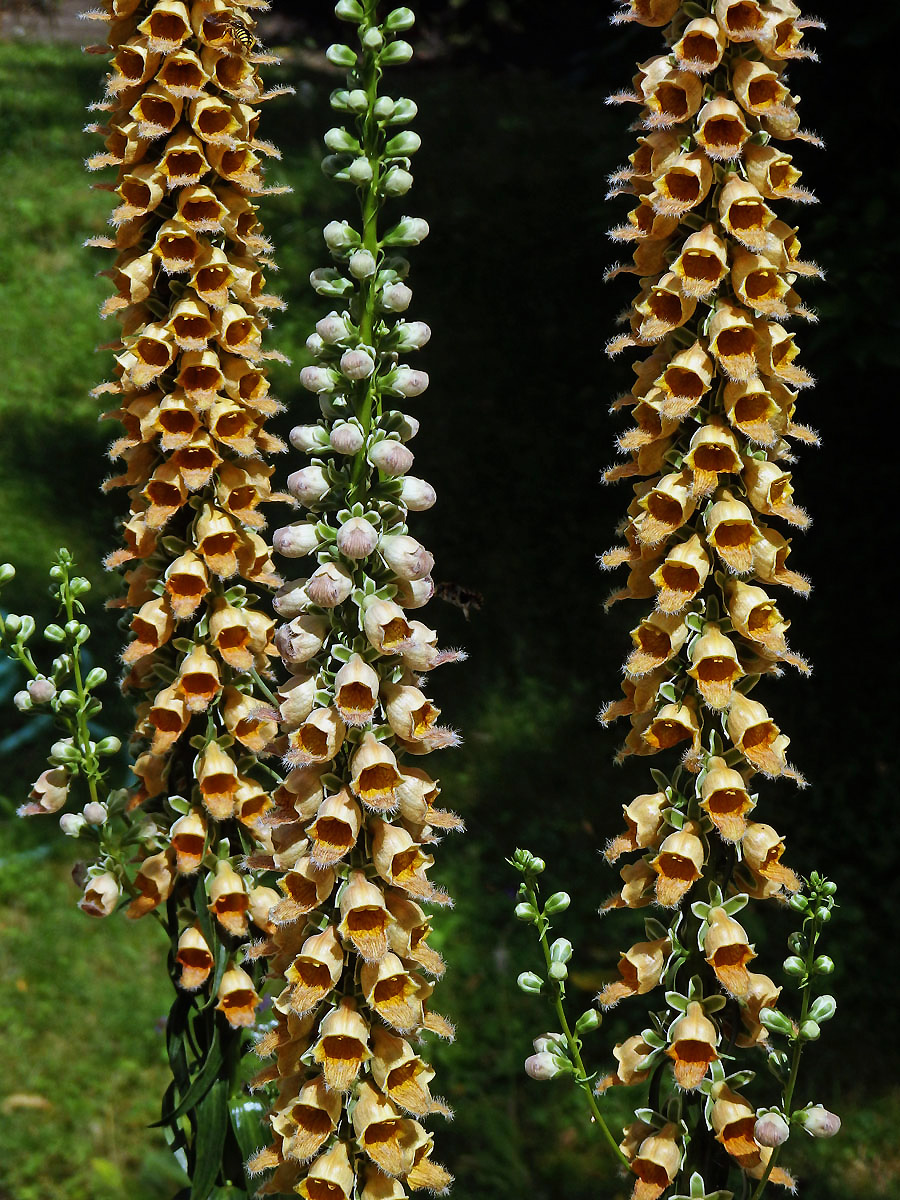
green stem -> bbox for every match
[533,899,629,1168]
[62,568,102,808]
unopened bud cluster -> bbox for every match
[245,5,460,1197]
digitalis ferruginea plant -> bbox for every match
[78,0,291,1188]
[241,4,462,1197]
[512,4,840,1200]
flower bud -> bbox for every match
[300,365,341,394]
[337,516,380,559]
[395,320,431,351]
[385,367,429,398]
[306,332,325,356]
[60,812,86,836]
[340,348,375,380]
[323,219,359,251]
[306,562,354,608]
[385,130,421,156]
[385,217,429,246]
[274,522,321,558]
[796,1106,841,1138]
[382,282,412,311]
[349,157,375,186]
[275,613,329,664]
[382,166,413,196]
[399,475,436,510]
[524,1051,562,1080]
[289,423,329,453]
[349,248,377,278]
[324,127,360,154]
[95,735,122,756]
[755,1111,790,1147]
[544,891,571,914]
[517,971,543,994]
[13,690,32,712]
[273,577,311,619]
[393,575,434,609]
[548,961,568,981]
[812,955,834,975]
[27,677,56,704]
[380,534,434,581]
[369,439,414,477]
[515,902,537,923]
[330,422,366,454]
[83,802,108,825]
[316,312,352,343]
[287,465,330,505]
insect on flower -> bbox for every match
[226,16,258,54]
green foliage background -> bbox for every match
[1,10,899,1200]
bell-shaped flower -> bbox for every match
[665,1001,719,1089]
[704,907,755,996]
[596,937,669,1008]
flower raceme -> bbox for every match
[244,4,461,1197]
[514,5,837,1200]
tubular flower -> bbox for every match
[83,0,290,1189]
[249,6,458,1196]
[597,1,830,1196]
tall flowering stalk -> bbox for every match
[240,4,462,1198]
[3,0,294,1192]
[513,2,839,1198]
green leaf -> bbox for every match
[229,1094,269,1165]
[191,1078,229,1200]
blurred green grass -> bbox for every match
[1,33,898,1200]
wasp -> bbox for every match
[225,15,258,54]
[434,581,484,621]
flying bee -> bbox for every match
[225,15,258,54]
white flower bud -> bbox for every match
[287,465,330,505]
[382,167,413,196]
[395,321,431,351]
[340,348,375,380]
[533,1033,563,1054]
[524,1052,562,1081]
[754,1112,790,1148]
[59,812,86,837]
[83,802,108,825]
[349,249,376,279]
[381,534,434,581]
[274,522,321,558]
[393,575,434,609]
[306,562,354,608]
[337,517,379,559]
[13,690,32,712]
[316,312,351,343]
[387,367,429,397]
[796,1106,841,1138]
[330,422,366,454]
[273,577,311,619]
[323,219,358,251]
[290,423,329,453]
[382,282,412,312]
[348,156,374,185]
[27,677,57,703]
[394,412,420,441]
[388,216,429,245]
[369,439,414,477]
[399,476,436,511]
[300,365,340,394]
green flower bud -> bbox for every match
[574,1008,602,1034]
[4,613,21,634]
[0,563,15,586]
[326,43,358,68]
[334,0,364,19]
[13,690,32,713]
[95,736,122,756]
[548,961,568,982]
[44,623,66,642]
[323,220,360,252]
[84,667,108,690]
[50,739,81,763]
[385,130,421,157]
[379,40,413,65]
[798,1019,820,1041]
[383,216,429,246]
[544,891,570,914]
[69,577,91,596]
[514,903,538,924]
[517,971,543,995]
[759,1007,794,1037]
[382,166,413,196]
[812,955,834,975]
[808,994,836,1023]
[15,614,35,641]
[363,27,384,49]
[348,157,374,185]
[549,938,573,964]
[324,127,360,154]
[782,956,806,978]
[390,98,418,124]
[385,7,415,31]
[58,689,80,710]
[789,893,809,912]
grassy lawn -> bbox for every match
[1,34,898,1200]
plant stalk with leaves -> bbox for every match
[513,2,839,1197]
[241,4,463,1197]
